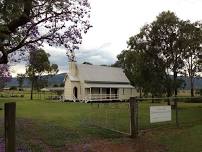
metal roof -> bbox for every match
[84,83,134,88]
[41,87,64,91]
[77,64,130,83]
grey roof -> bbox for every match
[85,83,134,88]
[41,87,64,91]
[77,64,130,83]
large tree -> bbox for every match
[0,0,91,64]
[26,48,58,100]
[149,11,185,96]
[117,37,168,98]
[180,21,202,96]
[117,11,195,98]
[0,64,11,89]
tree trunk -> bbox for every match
[190,76,194,97]
[174,71,178,97]
[139,88,142,98]
[167,99,171,105]
[30,80,34,100]
[190,55,194,97]
[0,47,8,64]
[166,90,171,105]
[151,94,154,103]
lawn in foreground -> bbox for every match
[0,98,123,151]
[152,124,202,152]
[0,98,202,151]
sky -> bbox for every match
[10,0,202,76]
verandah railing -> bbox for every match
[84,94,119,102]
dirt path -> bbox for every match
[62,134,167,152]
[0,138,4,152]
[0,135,167,152]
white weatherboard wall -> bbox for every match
[150,106,171,123]
[119,88,138,100]
[64,79,72,100]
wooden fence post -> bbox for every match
[174,98,179,127]
[5,102,16,152]
[130,97,138,138]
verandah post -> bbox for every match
[110,88,111,100]
[90,88,92,101]
[5,102,16,152]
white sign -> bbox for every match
[150,106,171,123]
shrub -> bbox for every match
[9,86,17,90]
[195,89,202,96]
[19,88,24,91]
[183,97,202,103]
[53,84,58,87]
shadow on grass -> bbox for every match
[0,118,123,151]
[15,118,81,151]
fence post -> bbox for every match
[5,102,16,152]
[129,97,138,138]
[174,98,179,127]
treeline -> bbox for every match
[114,11,202,97]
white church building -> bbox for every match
[64,62,138,102]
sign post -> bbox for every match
[174,98,179,127]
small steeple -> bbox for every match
[68,61,77,76]
[67,49,77,76]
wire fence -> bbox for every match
[138,97,202,130]
[85,102,131,135]
[0,103,40,152]
[85,97,202,136]
[0,96,202,151]
[0,90,59,101]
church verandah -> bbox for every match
[84,88,119,102]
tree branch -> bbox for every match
[7,0,33,34]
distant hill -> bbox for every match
[6,73,66,88]
[180,76,202,89]
[5,73,202,89]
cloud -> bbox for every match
[43,43,116,73]
[76,44,116,65]
[48,42,116,72]
[10,42,116,76]
[10,63,26,77]
[9,0,202,76]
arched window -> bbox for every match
[73,87,78,98]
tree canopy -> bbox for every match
[0,64,11,89]
[116,11,202,97]
[17,73,26,90]
[0,0,91,64]
[180,21,202,96]
[26,48,58,99]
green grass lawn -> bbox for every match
[0,98,202,151]
[152,125,202,152]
